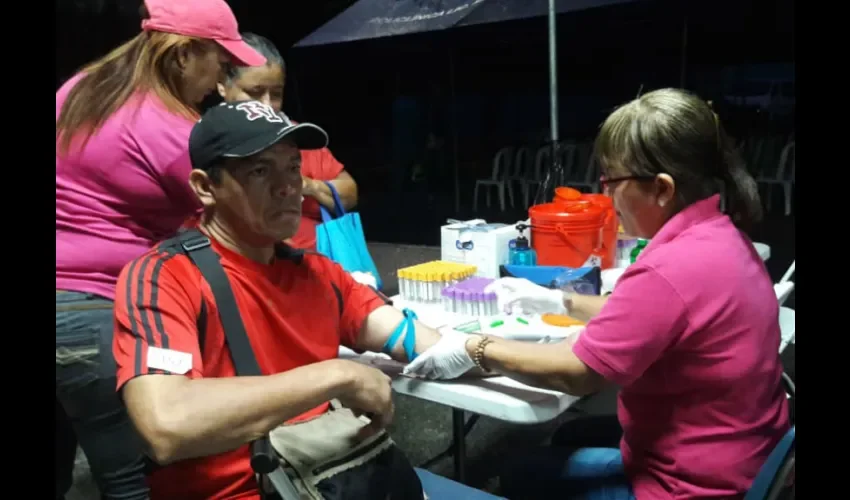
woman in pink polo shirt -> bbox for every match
[56,1,264,498]
[405,89,790,499]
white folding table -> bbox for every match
[339,297,580,481]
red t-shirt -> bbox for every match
[291,147,345,250]
[113,237,387,500]
[573,195,790,499]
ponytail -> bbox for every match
[720,141,763,230]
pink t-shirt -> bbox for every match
[573,195,790,499]
[56,74,201,300]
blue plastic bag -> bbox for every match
[316,182,383,290]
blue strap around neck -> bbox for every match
[382,308,418,362]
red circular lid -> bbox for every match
[554,187,582,202]
[529,201,606,224]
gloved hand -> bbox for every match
[402,327,475,380]
[484,277,568,315]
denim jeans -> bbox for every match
[56,291,149,500]
[501,415,634,500]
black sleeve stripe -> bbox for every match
[197,297,208,355]
[148,252,173,350]
[125,252,178,376]
[330,283,343,319]
[125,257,144,377]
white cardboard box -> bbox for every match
[440,219,529,279]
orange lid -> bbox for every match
[554,187,582,203]
[529,201,606,224]
[541,314,586,327]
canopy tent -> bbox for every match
[295,0,647,211]
[296,0,638,48]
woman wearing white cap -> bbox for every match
[55,1,265,498]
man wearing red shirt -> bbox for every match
[111,101,494,499]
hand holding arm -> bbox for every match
[303,171,358,211]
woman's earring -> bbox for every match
[659,200,666,207]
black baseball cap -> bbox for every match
[189,100,329,171]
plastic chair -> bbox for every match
[743,426,795,500]
[565,143,599,193]
[779,261,795,284]
[758,141,795,216]
[522,146,550,208]
[774,260,795,306]
[773,282,794,306]
[778,307,795,353]
[506,147,532,208]
[415,468,505,499]
[473,147,512,211]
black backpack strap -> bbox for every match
[173,230,283,483]
[176,230,262,377]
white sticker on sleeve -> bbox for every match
[147,346,193,375]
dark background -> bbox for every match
[56,1,795,247]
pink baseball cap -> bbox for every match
[141,0,266,67]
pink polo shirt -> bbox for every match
[573,195,789,499]
[56,74,201,300]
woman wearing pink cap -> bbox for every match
[55,1,264,498]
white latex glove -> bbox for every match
[484,277,568,315]
[402,328,474,380]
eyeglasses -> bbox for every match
[599,175,657,186]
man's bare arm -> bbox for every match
[356,305,441,362]
[123,359,358,464]
[355,305,491,376]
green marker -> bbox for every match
[489,320,504,328]
[516,317,529,325]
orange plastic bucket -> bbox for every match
[553,188,618,269]
[529,201,607,268]
[580,194,617,269]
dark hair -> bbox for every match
[594,88,762,230]
[225,32,285,81]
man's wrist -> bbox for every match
[326,359,360,398]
